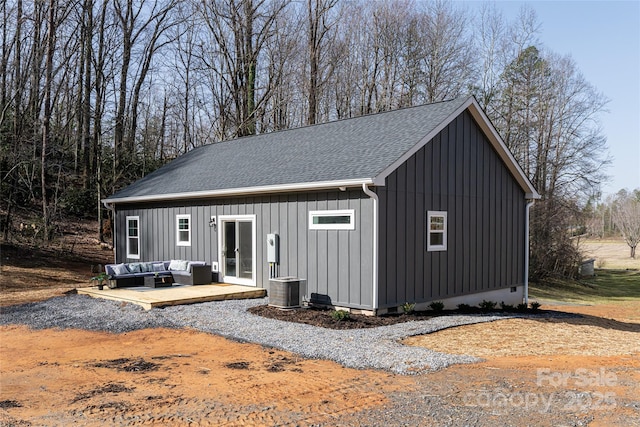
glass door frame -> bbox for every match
[217,214,257,286]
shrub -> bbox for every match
[516,303,529,312]
[479,300,497,311]
[500,301,515,311]
[456,303,473,312]
[530,301,541,311]
[330,310,350,321]
[60,187,96,218]
[428,301,445,312]
[401,302,415,314]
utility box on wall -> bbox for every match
[267,233,279,263]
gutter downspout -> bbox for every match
[102,201,116,264]
[524,199,535,305]
[361,183,379,313]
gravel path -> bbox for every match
[0,294,514,374]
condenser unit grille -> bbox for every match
[269,277,301,308]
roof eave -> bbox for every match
[103,178,375,205]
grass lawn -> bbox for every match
[530,269,640,303]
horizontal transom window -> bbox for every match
[309,209,355,230]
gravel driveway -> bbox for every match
[0,294,511,374]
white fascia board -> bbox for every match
[373,96,541,200]
[103,178,374,205]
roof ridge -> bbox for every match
[207,96,471,147]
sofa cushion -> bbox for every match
[168,259,189,271]
[151,263,166,272]
[171,269,189,276]
[111,263,130,275]
[187,261,205,271]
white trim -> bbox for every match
[218,214,257,286]
[125,215,140,259]
[524,200,535,305]
[103,178,375,204]
[176,214,191,246]
[361,184,379,311]
[427,211,447,252]
[309,209,355,230]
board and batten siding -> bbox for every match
[377,110,526,308]
[114,190,374,309]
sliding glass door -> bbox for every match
[219,215,256,286]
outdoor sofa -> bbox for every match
[104,260,212,288]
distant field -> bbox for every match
[579,238,640,270]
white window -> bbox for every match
[427,211,447,251]
[176,214,191,246]
[309,209,355,230]
[126,216,140,259]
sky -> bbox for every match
[462,0,640,197]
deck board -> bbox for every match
[77,284,266,310]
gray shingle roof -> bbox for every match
[105,97,472,202]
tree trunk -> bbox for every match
[307,0,318,125]
[82,0,93,188]
[114,0,132,177]
[41,0,56,242]
[243,0,256,136]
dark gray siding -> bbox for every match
[377,110,525,308]
[114,190,374,309]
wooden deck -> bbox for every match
[77,283,266,310]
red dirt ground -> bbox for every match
[1,221,638,425]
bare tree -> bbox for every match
[611,189,640,258]
[418,0,473,103]
[199,0,289,137]
[473,2,507,111]
[80,0,93,187]
[113,0,180,185]
[261,6,303,131]
[41,0,57,241]
[306,0,338,125]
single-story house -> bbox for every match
[103,96,540,314]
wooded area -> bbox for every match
[0,0,613,278]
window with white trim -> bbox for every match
[176,214,191,246]
[309,209,355,230]
[126,216,140,259]
[427,211,447,251]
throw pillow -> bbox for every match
[128,263,142,273]
[112,263,130,275]
[168,260,190,271]
[152,263,165,272]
